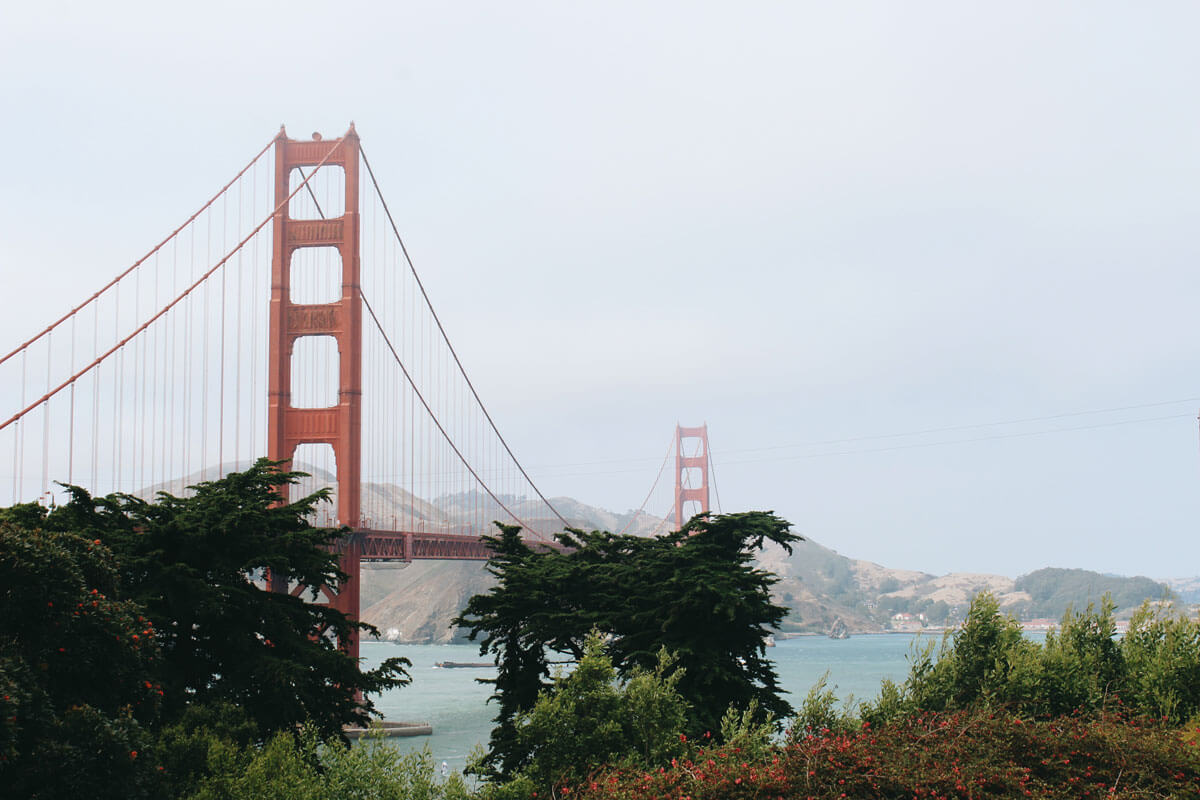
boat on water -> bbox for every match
[434,661,493,669]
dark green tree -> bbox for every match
[455,510,799,777]
[36,459,409,738]
[0,520,160,799]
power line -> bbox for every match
[716,397,1200,457]
[522,408,1196,480]
[519,397,1200,477]
[715,412,1194,468]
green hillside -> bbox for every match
[1013,568,1169,618]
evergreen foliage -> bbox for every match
[3,460,410,747]
[480,631,689,796]
[0,522,160,799]
[30,459,411,737]
[455,510,799,777]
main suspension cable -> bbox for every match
[358,288,548,540]
[707,436,723,515]
[0,136,275,368]
[359,145,567,529]
[0,141,343,433]
[618,435,674,535]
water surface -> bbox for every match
[362,632,938,771]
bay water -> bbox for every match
[361,633,941,772]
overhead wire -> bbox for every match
[714,412,1196,468]
[517,397,1200,480]
[716,396,1200,457]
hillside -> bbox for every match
[757,539,1027,634]
[1162,576,1200,604]
[359,494,1174,641]
[362,561,493,643]
[359,495,663,643]
[1013,568,1170,618]
[757,538,1171,634]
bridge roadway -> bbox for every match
[343,528,566,562]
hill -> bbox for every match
[360,496,1173,640]
[1013,568,1170,618]
[1164,576,1200,604]
[757,539,1170,635]
[359,494,665,643]
[134,465,1184,640]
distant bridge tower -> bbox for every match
[267,125,364,659]
[674,423,710,529]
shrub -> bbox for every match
[152,702,260,799]
[1036,597,1124,717]
[481,631,689,795]
[574,709,1200,800]
[859,592,1200,725]
[718,699,776,762]
[181,726,471,800]
[1121,601,1200,724]
[789,672,857,739]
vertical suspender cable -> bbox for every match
[359,290,539,534]
[183,225,193,484]
[218,191,227,472]
[249,161,258,463]
[0,139,274,372]
[707,439,723,515]
[201,211,211,477]
[68,316,76,486]
[111,283,120,493]
[91,301,99,492]
[166,238,177,490]
[359,147,567,529]
[234,175,243,469]
[11,353,19,501]
[40,334,50,499]
[149,252,159,488]
[137,260,146,491]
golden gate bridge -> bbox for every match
[0,125,716,660]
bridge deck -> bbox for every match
[350,528,563,561]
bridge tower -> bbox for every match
[267,125,364,660]
[674,423,710,529]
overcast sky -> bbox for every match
[2,3,1198,580]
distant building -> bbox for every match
[890,612,924,633]
[1021,618,1057,632]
